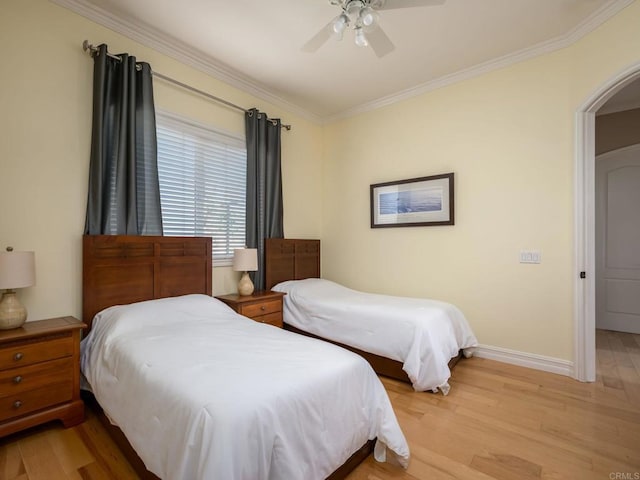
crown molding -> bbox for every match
[50,0,322,124]
[325,0,635,123]
[51,0,633,125]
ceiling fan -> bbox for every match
[302,0,446,58]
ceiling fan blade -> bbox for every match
[366,26,395,58]
[302,21,334,53]
[377,0,445,10]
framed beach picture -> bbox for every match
[370,173,454,228]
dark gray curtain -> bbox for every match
[245,108,284,290]
[84,44,163,235]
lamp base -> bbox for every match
[238,272,255,296]
[0,290,27,330]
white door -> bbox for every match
[596,143,640,334]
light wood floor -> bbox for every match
[1,329,639,480]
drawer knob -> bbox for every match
[260,306,266,311]
[13,375,22,384]
[13,400,22,409]
[13,352,23,361]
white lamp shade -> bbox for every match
[0,251,36,289]
[232,248,258,272]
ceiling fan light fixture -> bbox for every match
[306,0,445,56]
[359,6,377,27]
[354,27,369,47]
[332,13,349,34]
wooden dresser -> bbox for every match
[216,291,285,328]
[0,316,86,437]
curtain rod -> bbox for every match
[82,41,292,131]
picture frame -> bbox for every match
[370,173,454,228]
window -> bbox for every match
[156,112,246,266]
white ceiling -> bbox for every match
[57,0,632,122]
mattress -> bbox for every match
[80,294,409,480]
[273,278,478,393]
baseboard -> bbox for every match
[474,344,574,377]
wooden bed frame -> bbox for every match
[82,235,213,329]
[82,234,372,480]
[265,238,462,385]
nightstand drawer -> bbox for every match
[215,291,285,330]
[0,381,73,422]
[0,357,73,397]
[252,312,283,328]
[240,300,282,318]
[0,334,73,371]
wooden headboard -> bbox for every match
[264,239,320,290]
[83,235,212,329]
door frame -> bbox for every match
[574,62,640,382]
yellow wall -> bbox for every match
[0,0,323,321]
[322,1,640,361]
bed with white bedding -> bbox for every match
[81,294,410,480]
[82,235,409,480]
[272,278,478,394]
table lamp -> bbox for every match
[233,248,258,296]
[0,247,36,330]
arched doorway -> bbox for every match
[574,62,640,382]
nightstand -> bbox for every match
[216,291,286,328]
[0,316,86,437]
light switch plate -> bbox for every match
[520,250,541,264]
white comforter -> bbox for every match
[81,294,409,480]
[273,279,478,393]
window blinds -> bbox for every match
[156,112,247,265]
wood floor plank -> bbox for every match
[606,332,635,368]
[614,331,639,350]
[618,366,640,405]
[0,441,27,480]
[47,427,94,475]
[455,401,542,432]
[470,451,542,480]
[628,351,640,380]
[76,461,120,480]
[407,444,496,480]
[419,404,596,477]
[73,410,140,480]
[17,431,68,480]
[539,420,639,469]
[536,385,640,424]
[604,330,628,353]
